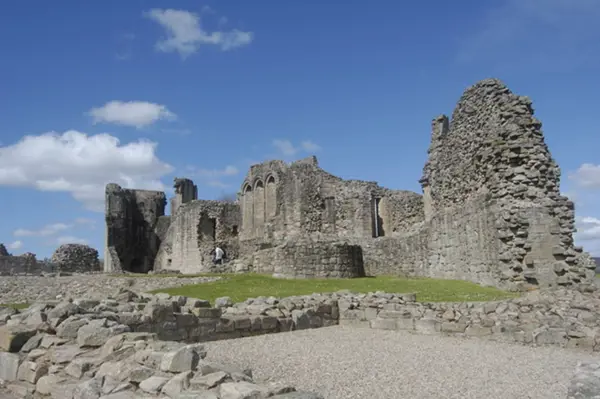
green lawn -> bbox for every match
[0,303,30,310]
[151,273,519,304]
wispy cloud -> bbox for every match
[457,0,600,71]
[14,223,71,237]
[13,218,97,239]
[272,139,322,157]
[144,8,253,59]
[56,236,88,246]
[193,165,239,178]
[115,33,135,61]
[185,165,240,189]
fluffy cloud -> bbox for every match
[88,101,176,128]
[144,8,253,58]
[576,217,600,241]
[0,131,173,211]
[575,216,600,256]
[272,139,322,157]
[569,163,600,189]
[6,240,23,250]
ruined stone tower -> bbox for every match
[104,183,167,273]
[171,177,198,215]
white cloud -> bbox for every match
[88,101,176,129]
[14,223,71,237]
[457,0,600,70]
[575,216,600,256]
[0,131,174,211]
[6,240,23,250]
[56,236,88,245]
[576,217,600,241]
[144,8,253,58]
[272,139,322,157]
[569,163,600,189]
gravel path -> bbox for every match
[0,274,220,303]
[204,325,594,399]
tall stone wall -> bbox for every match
[239,156,424,243]
[155,200,241,274]
[419,78,596,290]
[104,183,167,273]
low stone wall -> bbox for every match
[4,287,600,398]
[251,238,365,278]
[4,288,600,354]
[339,288,600,351]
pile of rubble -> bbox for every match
[0,292,323,399]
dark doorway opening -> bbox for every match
[372,197,385,238]
[129,258,145,273]
[209,218,217,240]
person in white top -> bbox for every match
[213,246,225,265]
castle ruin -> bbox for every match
[104,79,597,291]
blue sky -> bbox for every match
[1,0,600,258]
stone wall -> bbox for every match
[103,78,596,291]
[0,292,325,398]
[155,200,241,274]
[4,288,600,356]
[246,236,365,278]
[419,79,596,290]
[104,183,167,273]
[239,156,424,243]
[0,253,43,276]
[171,177,198,215]
[50,244,100,273]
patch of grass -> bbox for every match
[152,274,519,304]
[0,303,30,310]
[109,273,215,279]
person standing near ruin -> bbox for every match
[213,246,225,265]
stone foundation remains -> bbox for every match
[104,78,596,291]
[3,287,600,397]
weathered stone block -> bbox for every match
[369,318,397,330]
[0,352,21,381]
[0,325,37,352]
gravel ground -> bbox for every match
[205,325,594,399]
[0,274,220,303]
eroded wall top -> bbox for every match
[422,78,561,208]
